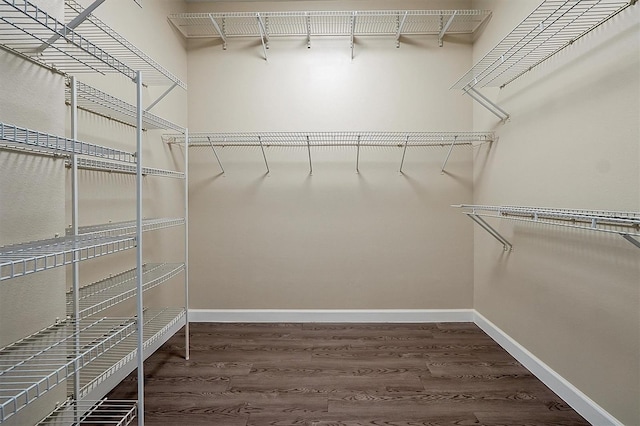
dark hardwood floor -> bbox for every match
[107,322,590,425]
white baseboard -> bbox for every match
[188,309,474,323]
[473,311,623,426]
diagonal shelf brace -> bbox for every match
[464,86,509,121]
[306,135,313,175]
[41,0,107,51]
[396,11,408,48]
[257,14,269,61]
[441,135,457,174]
[356,135,361,173]
[147,81,179,112]
[306,13,311,48]
[438,11,457,47]
[467,213,513,251]
[399,135,409,174]
[350,12,357,60]
[207,137,225,174]
[258,135,270,174]
[209,14,227,49]
[622,234,640,249]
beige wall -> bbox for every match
[186,0,476,310]
[471,1,640,424]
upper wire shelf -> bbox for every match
[67,157,185,179]
[67,263,185,319]
[37,399,136,426]
[0,122,135,162]
[0,317,136,422]
[166,131,495,147]
[67,79,185,132]
[451,0,635,90]
[454,204,640,250]
[0,234,136,281]
[0,0,185,87]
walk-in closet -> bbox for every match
[0,0,638,425]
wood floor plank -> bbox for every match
[107,323,590,425]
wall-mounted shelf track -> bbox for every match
[37,399,136,426]
[76,308,186,401]
[0,234,136,281]
[168,9,491,58]
[166,131,493,174]
[0,317,137,422]
[66,79,185,132]
[67,263,186,319]
[66,157,186,178]
[454,204,640,251]
[451,0,636,120]
[65,218,185,239]
[0,122,135,162]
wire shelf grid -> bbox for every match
[37,399,136,426]
[66,157,185,178]
[0,318,137,422]
[451,0,634,89]
[67,263,185,319]
[65,218,186,239]
[0,122,135,162]
[168,10,491,39]
[165,131,495,147]
[0,234,136,281]
[67,80,185,132]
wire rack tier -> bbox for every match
[0,234,136,281]
[67,263,185,319]
[65,218,186,239]
[0,122,135,162]
[451,0,635,90]
[0,0,185,87]
[37,399,136,426]
[0,317,137,422]
[166,131,495,147]
[66,157,185,178]
[168,10,491,41]
[455,204,640,250]
[67,80,185,132]
[76,308,186,401]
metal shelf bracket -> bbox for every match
[207,136,225,174]
[468,213,513,251]
[441,135,457,174]
[209,13,227,50]
[396,11,408,48]
[258,135,270,174]
[622,234,640,249]
[399,135,409,174]
[464,86,510,121]
[306,135,313,175]
[438,11,457,47]
[350,12,357,60]
[257,13,269,61]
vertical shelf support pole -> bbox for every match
[257,13,268,61]
[306,135,312,175]
[356,135,361,173]
[399,135,409,174]
[396,11,408,48]
[438,11,457,47]
[351,12,357,60]
[207,137,225,174]
[208,14,227,50]
[441,135,457,174]
[258,136,270,174]
[184,128,190,361]
[135,70,145,426]
[70,76,81,415]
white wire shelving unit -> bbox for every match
[166,131,494,174]
[0,317,137,422]
[451,0,637,120]
[454,204,640,251]
[67,264,185,319]
[1,1,189,425]
[37,399,136,426]
[168,9,491,59]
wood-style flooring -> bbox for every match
[107,322,591,425]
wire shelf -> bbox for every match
[67,80,185,132]
[67,263,185,319]
[77,308,186,400]
[168,10,491,40]
[451,0,634,89]
[66,157,185,179]
[0,234,136,281]
[65,218,186,239]
[0,122,135,162]
[454,204,640,250]
[37,399,136,426]
[64,0,185,88]
[0,317,137,422]
[165,131,495,147]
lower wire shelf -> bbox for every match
[37,399,136,426]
